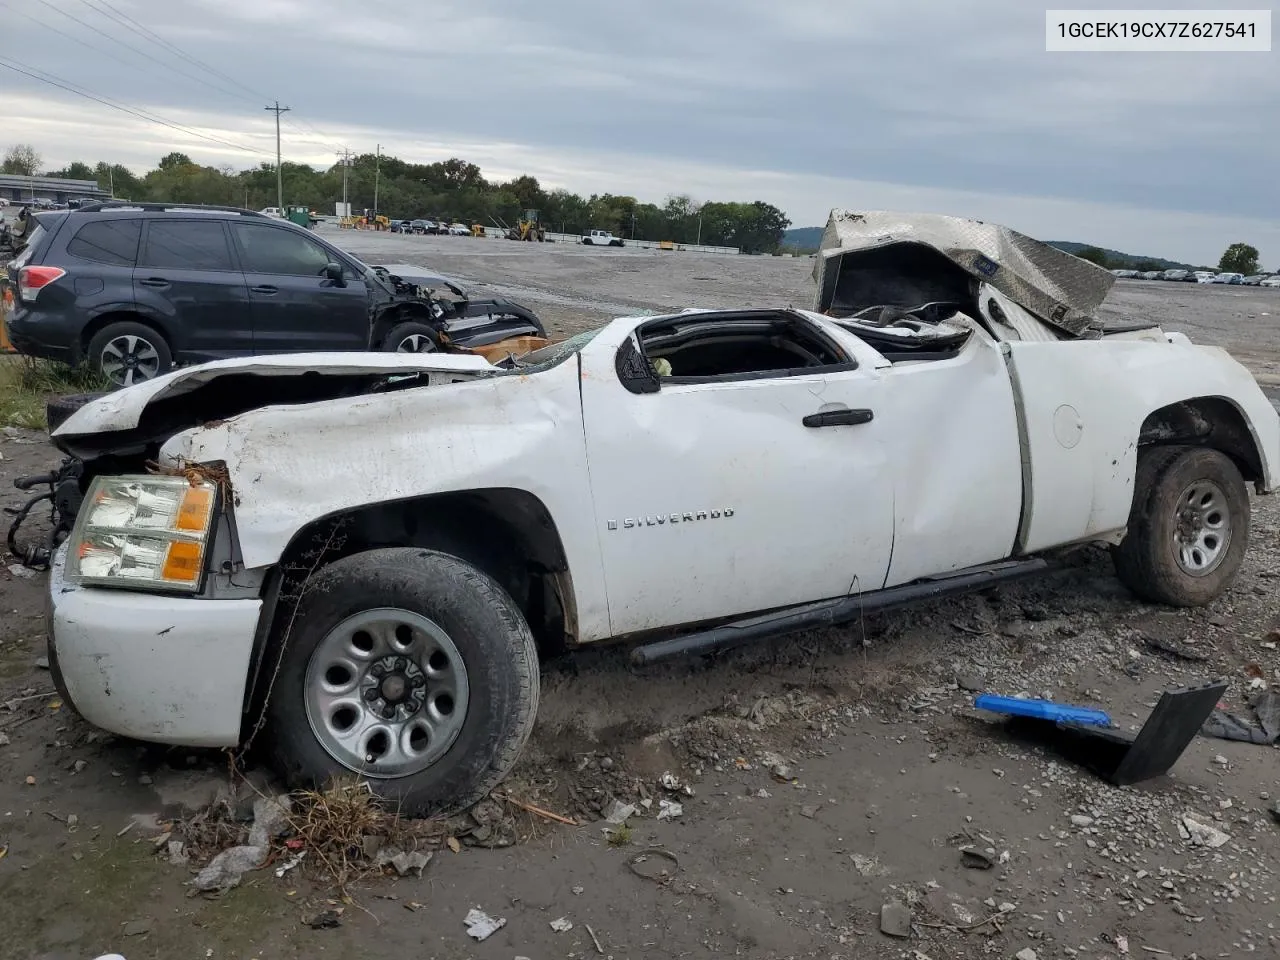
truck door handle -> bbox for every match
[138,277,170,288]
[251,285,278,294]
[803,408,874,428]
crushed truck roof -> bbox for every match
[812,209,1115,338]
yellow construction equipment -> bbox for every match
[471,223,485,237]
[507,209,546,242]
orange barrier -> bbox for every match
[0,283,14,353]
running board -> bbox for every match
[629,558,1049,666]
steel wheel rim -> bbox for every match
[396,333,437,353]
[100,335,161,386]
[1173,479,1231,577]
[304,608,470,779]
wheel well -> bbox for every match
[267,488,577,656]
[1138,397,1262,483]
[80,311,169,353]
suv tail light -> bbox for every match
[17,266,67,302]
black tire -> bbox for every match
[46,392,110,433]
[381,321,442,353]
[263,548,540,816]
[581,238,592,245]
[85,321,172,386]
[1112,445,1249,606]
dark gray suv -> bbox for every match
[4,203,544,386]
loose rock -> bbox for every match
[880,900,912,938]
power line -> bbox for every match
[76,0,348,153]
[82,0,271,104]
[0,0,135,71]
[61,0,268,109]
[0,55,276,159]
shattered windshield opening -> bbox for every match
[499,327,602,372]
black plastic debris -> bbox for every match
[976,679,1229,786]
[1202,691,1280,745]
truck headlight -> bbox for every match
[66,475,219,593]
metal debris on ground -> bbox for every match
[977,680,1227,785]
[1201,691,1280,744]
[656,799,683,821]
[464,908,507,941]
[549,916,574,932]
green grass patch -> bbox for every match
[0,355,111,430]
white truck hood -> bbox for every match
[52,352,495,437]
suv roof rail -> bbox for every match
[73,201,269,217]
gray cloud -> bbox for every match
[2,0,1276,264]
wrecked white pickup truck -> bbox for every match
[15,209,1280,815]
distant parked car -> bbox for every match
[1214,272,1244,285]
[389,220,414,234]
[1241,275,1264,286]
[411,219,433,234]
[583,229,624,247]
[1261,276,1280,288]
[1162,269,1189,281]
[1111,269,1139,279]
[1140,271,1162,280]
[1194,271,1217,283]
[447,223,471,236]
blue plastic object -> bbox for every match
[974,694,1112,727]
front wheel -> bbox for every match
[262,548,540,816]
[382,321,442,353]
[1112,445,1249,606]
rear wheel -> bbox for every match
[263,548,539,816]
[86,321,172,386]
[1112,445,1249,606]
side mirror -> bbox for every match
[324,262,345,285]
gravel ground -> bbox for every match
[334,227,1280,383]
[2,237,1280,960]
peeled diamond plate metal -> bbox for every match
[812,209,1115,337]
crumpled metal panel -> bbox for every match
[812,209,1115,337]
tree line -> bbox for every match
[1064,242,1267,276]
[3,143,792,254]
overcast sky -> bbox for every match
[3,0,1276,265]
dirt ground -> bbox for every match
[3,235,1280,960]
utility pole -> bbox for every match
[373,143,381,220]
[338,148,354,216]
[264,100,291,210]
[108,166,114,198]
